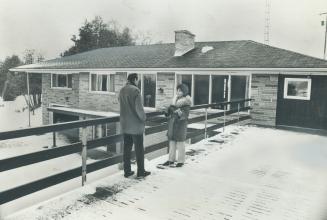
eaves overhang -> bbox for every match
[9,67,327,75]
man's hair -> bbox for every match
[127,73,138,83]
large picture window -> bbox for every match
[176,75,192,96]
[90,74,115,92]
[134,73,156,108]
[284,78,311,100]
[51,74,72,88]
[194,75,209,105]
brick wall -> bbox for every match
[78,72,126,112]
[42,73,79,125]
[156,72,175,107]
[77,72,126,142]
[251,74,278,126]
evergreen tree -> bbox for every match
[0,55,23,101]
[0,51,43,114]
[61,16,135,56]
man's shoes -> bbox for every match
[124,171,135,178]
[162,161,174,166]
[137,171,151,178]
[176,163,184,167]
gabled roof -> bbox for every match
[13,40,327,70]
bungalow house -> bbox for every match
[11,30,327,137]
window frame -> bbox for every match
[51,73,73,90]
[89,73,116,94]
[141,73,157,108]
[283,78,312,100]
[126,73,157,109]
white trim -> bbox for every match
[244,75,249,99]
[283,78,312,100]
[174,72,177,97]
[49,103,68,107]
[155,72,158,107]
[191,74,195,105]
[248,74,252,114]
[227,75,231,110]
[88,91,116,95]
[209,75,212,104]
[51,87,73,91]
[10,67,327,74]
[140,74,144,96]
[154,73,157,108]
[88,71,116,75]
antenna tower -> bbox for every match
[264,0,271,44]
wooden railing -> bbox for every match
[0,99,252,205]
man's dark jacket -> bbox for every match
[119,82,146,134]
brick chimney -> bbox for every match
[174,30,195,56]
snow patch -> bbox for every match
[201,46,214,53]
[0,96,42,132]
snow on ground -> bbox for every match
[0,96,41,132]
[4,125,327,220]
[0,97,121,218]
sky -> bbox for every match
[0,0,327,61]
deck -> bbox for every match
[5,126,327,220]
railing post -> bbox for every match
[81,124,87,186]
[52,131,56,148]
[237,103,240,123]
[204,107,208,139]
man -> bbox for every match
[119,73,151,178]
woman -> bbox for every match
[162,83,192,167]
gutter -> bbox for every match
[9,67,327,75]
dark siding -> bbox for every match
[276,75,327,130]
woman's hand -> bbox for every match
[174,109,183,117]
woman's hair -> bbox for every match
[127,73,138,83]
[177,83,189,97]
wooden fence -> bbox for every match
[0,99,252,205]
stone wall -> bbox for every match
[156,72,175,108]
[251,74,278,126]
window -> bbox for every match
[143,74,156,108]
[212,75,228,103]
[284,78,311,100]
[131,73,156,108]
[194,75,209,105]
[90,73,115,92]
[231,75,247,108]
[177,75,192,96]
[51,74,72,88]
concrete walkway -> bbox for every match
[6,126,327,220]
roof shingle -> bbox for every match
[14,40,327,70]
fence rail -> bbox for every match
[0,98,252,205]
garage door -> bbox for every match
[276,75,327,130]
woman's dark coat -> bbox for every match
[166,96,192,142]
